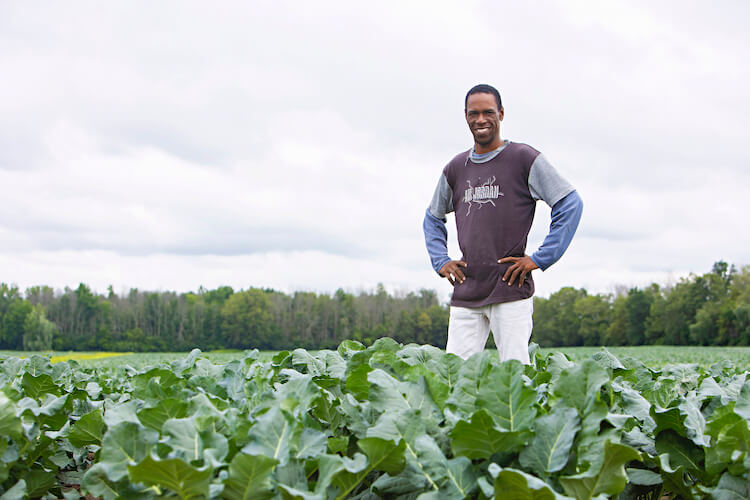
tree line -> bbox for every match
[0,261,747,352]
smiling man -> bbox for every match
[423,84,583,363]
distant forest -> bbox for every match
[1,261,747,352]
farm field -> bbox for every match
[4,345,750,369]
[1,341,750,498]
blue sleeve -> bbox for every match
[530,190,583,271]
[423,208,452,275]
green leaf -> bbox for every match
[345,364,372,400]
[367,369,410,413]
[590,349,625,371]
[734,380,750,420]
[679,394,708,446]
[21,372,60,398]
[444,351,494,415]
[23,468,56,497]
[95,421,159,481]
[81,464,154,500]
[488,465,573,500]
[67,408,104,448]
[626,468,662,486]
[655,429,704,475]
[328,436,348,454]
[559,441,641,499]
[162,417,229,467]
[550,359,608,415]
[476,360,537,432]
[705,418,750,477]
[337,339,366,359]
[294,428,328,460]
[0,480,26,500]
[243,406,297,465]
[613,382,655,433]
[423,353,463,409]
[332,438,406,499]
[137,398,189,431]
[128,455,211,500]
[0,392,22,441]
[651,406,685,437]
[708,472,750,500]
[103,399,140,427]
[641,377,679,408]
[519,406,580,477]
[414,434,477,499]
[656,453,698,500]
[222,453,278,500]
[449,409,526,459]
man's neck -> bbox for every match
[474,138,505,154]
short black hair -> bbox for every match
[465,84,502,110]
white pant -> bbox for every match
[446,297,533,363]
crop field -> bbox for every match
[1,342,750,499]
[5,345,750,370]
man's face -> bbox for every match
[465,92,504,147]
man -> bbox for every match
[423,84,583,363]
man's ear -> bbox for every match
[499,107,505,121]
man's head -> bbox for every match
[464,84,502,110]
[464,84,504,152]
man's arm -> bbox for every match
[500,155,583,286]
[423,208,451,274]
[530,190,583,270]
[423,173,467,285]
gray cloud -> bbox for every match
[1,0,747,296]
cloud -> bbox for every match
[0,1,747,300]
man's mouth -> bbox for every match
[474,126,491,134]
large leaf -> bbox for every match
[476,360,537,432]
[0,480,26,500]
[488,465,573,500]
[734,380,750,420]
[679,394,708,447]
[519,406,580,478]
[162,417,229,467]
[444,351,495,415]
[21,372,60,398]
[449,409,526,459]
[243,406,298,465]
[332,438,406,499]
[0,392,22,440]
[707,472,750,500]
[137,398,189,431]
[655,429,704,476]
[414,434,477,499]
[67,408,104,448]
[559,441,641,499]
[423,353,463,409]
[128,455,211,500]
[222,453,278,500]
[92,421,159,481]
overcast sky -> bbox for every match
[1,1,748,301]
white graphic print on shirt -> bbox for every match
[463,176,504,215]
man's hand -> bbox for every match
[498,255,538,287]
[439,260,467,286]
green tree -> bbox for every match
[574,294,611,346]
[624,287,652,345]
[221,289,274,349]
[22,305,57,350]
[1,298,32,349]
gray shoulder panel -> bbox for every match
[527,154,574,207]
[428,173,453,220]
